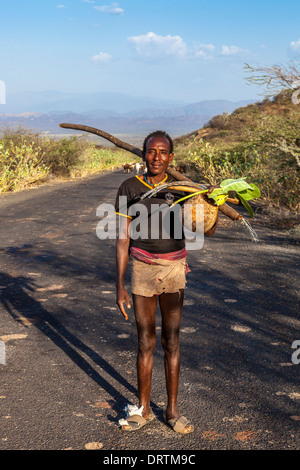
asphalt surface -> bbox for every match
[0,170,299,452]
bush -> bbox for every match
[42,136,90,176]
[0,137,49,192]
[0,127,133,192]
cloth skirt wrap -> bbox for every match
[131,256,187,297]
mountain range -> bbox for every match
[0,91,254,140]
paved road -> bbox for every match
[0,170,299,451]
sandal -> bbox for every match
[165,414,194,434]
[118,405,155,432]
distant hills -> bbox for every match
[1,91,187,115]
[0,90,254,139]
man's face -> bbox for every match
[144,136,174,176]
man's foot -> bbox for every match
[120,414,154,431]
[165,412,194,434]
[118,405,155,432]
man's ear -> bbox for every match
[169,153,174,165]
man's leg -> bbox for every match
[132,293,157,419]
[159,289,193,433]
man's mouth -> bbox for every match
[151,163,162,168]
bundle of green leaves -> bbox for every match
[208,177,261,217]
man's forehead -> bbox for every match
[146,136,170,149]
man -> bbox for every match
[115,130,216,434]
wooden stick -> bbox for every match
[226,197,241,205]
[59,123,143,158]
[218,203,242,220]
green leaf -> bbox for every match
[219,177,253,193]
[207,187,226,204]
[236,193,254,217]
[207,177,261,213]
[238,183,261,201]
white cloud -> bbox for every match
[128,32,187,59]
[290,38,300,50]
[91,51,112,63]
[93,3,124,15]
[57,4,66,8]
[83,0,95,3]
[221,45,244,55]
[194,43,215,59]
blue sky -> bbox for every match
[0,0,299,103]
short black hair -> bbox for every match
[142,130,173,154]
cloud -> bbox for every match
[57,4,66,8]
[128,32,187,59]
[91,51,112,63]
[93,3,124,15]
[221,45,244,55]
[194,43,215,59]
[290,38,300,50]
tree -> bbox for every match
[244,58,300,103]
[244,59,300,170]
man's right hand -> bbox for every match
[116,285,131,320]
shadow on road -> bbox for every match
[0,271,143,421]
[1,198,299,440]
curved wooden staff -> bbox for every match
[59,123,241,221]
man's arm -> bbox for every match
[116,217,131,320]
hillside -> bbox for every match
[174,91,300,215]
[175,92,299,148]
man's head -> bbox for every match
[142,130,173,155]
[142,130,174,176]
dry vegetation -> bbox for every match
[174,91,300,219]
[0,127,131,192]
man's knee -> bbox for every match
[161,331,180,356]
[138,330,156,355]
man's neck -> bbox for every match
[144,173,167,186]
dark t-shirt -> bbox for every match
[115,175,186,253]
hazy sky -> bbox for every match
[1,0,299,103]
